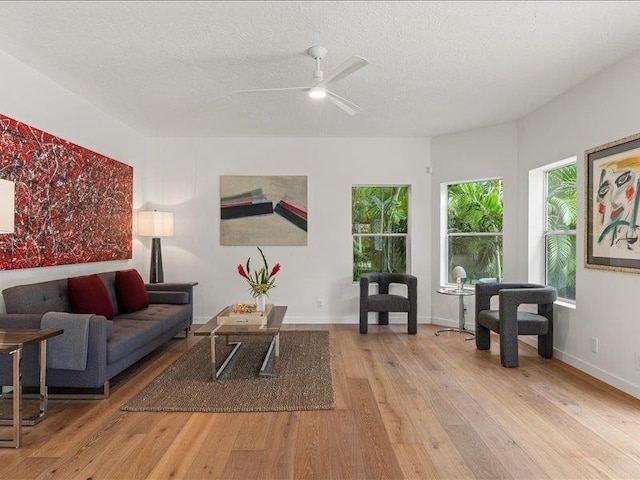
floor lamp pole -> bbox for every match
[150,237,164,283]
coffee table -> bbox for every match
[194,305,287,381]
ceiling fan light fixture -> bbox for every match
[236,46,368,114]
[308,86,327,99]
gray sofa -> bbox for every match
[0,271,195,393]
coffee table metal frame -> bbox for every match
[435,287,475,340]
[194,306,287,381]
[0,328,63,448]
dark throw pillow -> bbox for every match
[115,269,150,313]
[68,274,114,320]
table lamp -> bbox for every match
[453,265,466,291]
[137,210,174,283]
[0,179,15,234]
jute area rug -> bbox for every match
[121,330,335,413]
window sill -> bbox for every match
[554,299,576,310]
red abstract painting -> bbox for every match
[0,113,133,270]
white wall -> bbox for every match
[517,50,640,398]
[430,122,519,328]
[145,137,431,324]
[0,50,148,310]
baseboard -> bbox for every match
[193,315,433,325]
[552,349,640,399]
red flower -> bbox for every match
[238,248,281,298]
[237,264,251,280]
[269,263,281,279]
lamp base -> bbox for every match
[150,237,164,283]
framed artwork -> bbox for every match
[585,132,640,273]
[0,113,133,270]
[220,175,307,246]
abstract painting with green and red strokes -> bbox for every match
[0,113,133,269]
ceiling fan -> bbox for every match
[236,46,369,115]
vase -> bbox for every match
[255,294,267,314]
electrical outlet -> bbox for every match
[635,353,640,370]
[316,298,324,311]
[590,337,598,353]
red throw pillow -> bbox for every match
[115,269,150,313]
[68,274,114,320]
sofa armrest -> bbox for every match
[147,291,189,305]
[145,282,196,303]
[0,313,110,387]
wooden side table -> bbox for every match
[0,328,63,448]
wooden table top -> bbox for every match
[195,305,287,336]
[0,329,64,348]
[0,344,19,354]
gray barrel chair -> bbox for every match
[359,273,417,334]
[474,282,557,367]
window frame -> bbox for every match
[351,184,411,282]
[544,162,577,303]
[441,177,504,287]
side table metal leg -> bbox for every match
[459,295,475,340]
[13,347,21,448]
[435,294,475,340]
[1,347,22,448]
[38,340,48,423]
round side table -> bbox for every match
[435,287,475,340]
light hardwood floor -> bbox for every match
[1,323,640,479]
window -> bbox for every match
[446,179,503,285]
[352,186,409,281]
[545,163,577,300]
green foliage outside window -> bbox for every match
[546,164,577,300]
[352,186,408,281]
[447,180,503,284]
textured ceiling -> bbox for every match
[1,1,640,137]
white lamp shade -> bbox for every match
[137,211,174,237]
[452,266,467,280]
[0,179,15,234]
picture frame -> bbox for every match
[219,175,308,246]
[585,132,640,273]
[0,112,133,270]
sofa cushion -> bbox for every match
[478,310,550,335]
[115,270,150,313]
[3,278,71,314]
[107,319,163,364]
[117,304,192,334]
[68,274,114,320]
[367,294,410,312]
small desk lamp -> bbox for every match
[0,179,15,234]
[452,266,466,291]
[137,210,174,283]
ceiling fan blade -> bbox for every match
[319,56,369,87]
[326,91,362,115]
[236,86,309,94]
